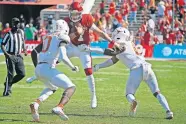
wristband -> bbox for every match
[108,40,115,48]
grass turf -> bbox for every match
[0,56,186,124]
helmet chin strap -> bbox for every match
[69,11,82,23]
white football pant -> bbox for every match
[126,63,160,95]
[35,64,75,90]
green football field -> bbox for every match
[0,56,186,124]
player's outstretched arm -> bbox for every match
[104,47,125,56]
[93,56,119,72]
[90,47,125,56]
[78,44,125,56]
[31,43,43,67]
[91,24,122,50]
[59,46,79,72]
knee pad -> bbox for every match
[84,68,93,76]
[153,91,160,97]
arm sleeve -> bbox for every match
[98,56,119,69]
[89,47,105,54]
[58,46,75,70]
[90,23,97,31]
[98,58,114,69]
[1,32,10,46]
[31,43,43,67]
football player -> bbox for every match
[29,20,79,122]
[27,1,122,109]
[93,27,173,119]
[63,1,122,109]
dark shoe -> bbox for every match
[3,83,12,96]
[3,92,11,97]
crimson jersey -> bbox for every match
[64,14,94,46]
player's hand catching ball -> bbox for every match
[113,42,124,51]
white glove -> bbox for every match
[72,66,79,72]
[93,64,100,72]
[78,44,90,52]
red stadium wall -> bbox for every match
[24,40,42,54]
[0,0,83,5]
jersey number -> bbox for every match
[42,36,52,52]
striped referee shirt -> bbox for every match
[1,29,25,55]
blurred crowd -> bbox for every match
[0,14,47,41]
[91,0,186,46]
[88,0,186,57]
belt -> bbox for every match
[38,62,48,64]
[7,52,19,56]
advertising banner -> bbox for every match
[1,40,186,59]
[153,44,186,59]
[0,39,2,55]
[90,42,108,57]
[0,40,109,56]
[25,40,42,54]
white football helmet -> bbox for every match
[112,27,130,44]
[55,19,69,35]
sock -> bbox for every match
[38,88,54,102]
[156,93,171,112]
[32,102,39,110]
[32,75,37,80]
[126,94,135,103]
[86,75,96,97]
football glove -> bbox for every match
[72,66,79,72]
[93,64,99,72]
[103,46,125,56]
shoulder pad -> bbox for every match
[58,33,70,44]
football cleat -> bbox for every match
[91,95,97,109]
[129,100,138,117]
[166,111,173,119]
[26,75,37,84]
[30,102,39,122]
[52,107,69,121]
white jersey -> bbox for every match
[38,33,64,68]
[116,40,148,70]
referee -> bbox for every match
[0,17,27,96]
